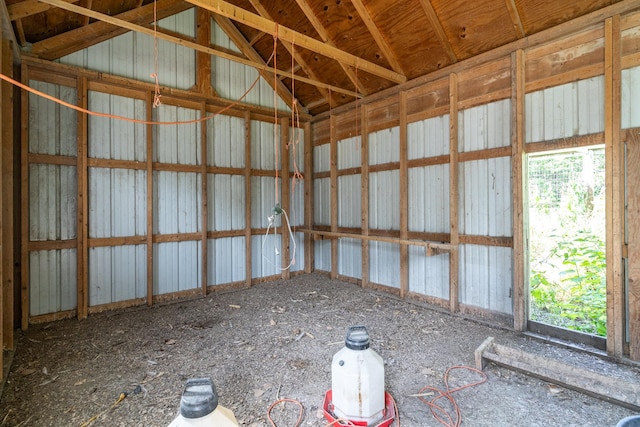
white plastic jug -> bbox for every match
[168,378,239,427]
[331,326,385,425]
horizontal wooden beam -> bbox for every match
[183,0,407,84]
[36,0,362,99]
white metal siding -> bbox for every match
[88,91,146,161]
[314,178,331,225]
[314,240,331,272]
[29,82,77,156]
[408,165,449,233]
[153,171,202,234]
[207,237,246,285]
[459,157,512,237]
[369,170,400,230]
[252,235,281,277]
[313,144,330,173]
[29,250,77,315]
[338,175,361,228]
[525,76,604,143]
[338,238,362,279]
[153,242,201,294]
[408,248,449,299]
[207,114,245,168]
[459,99,511,152]
[369,127,399,165]
[408,114,449,159]
[369,242,400,289]
[153,106,201,165]
[622,66,640,129]
[251,120,278,170]
[89,168,146,238]
[89,246,146,305]
[459,245,513,314]
[251,176,279,229]
[208,174,245,231]
[338,136,361,169]
[29,164,77,241]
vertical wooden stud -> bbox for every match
[605,16,625,357]
[361,106,370,288]
[399,91,409,298]
[200,102,208,294]
[280,117,291,280]
[304,122,313,273]
[512,49,526,331]
[146,92,154,306]
[0,39,6,369]
[244,111,252,286]
[77,76,88,319]
[627,131,640,360]
[20,63,29,330]
[196,7,214,97]
[449,73,459,313]
[1,38,13,351]
[330,114,338,280]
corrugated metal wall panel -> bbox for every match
[29,249,77,315]
[88,91,146,161]
[459,244,513,314]
[29,82,77,156]
[338,136,361,169]
[369,242,400,288]
[153,106,201,165]
[459,99,510,152]
[407,115,449,159]
[153,241,201,294]
[369,170,399,229]
[207,114,245,168]
[408,248,449,299]
[525,76,604,143]
[369,127,399,165]
[314,178,331,225]
[459,157,511,236]
[89,245,146,305]
[314,240,331,272]
[29,164,77,241]
[290,232,305,273]
[338,238,362,279]
[313,144,330,173]
[622,66,640,129]
[251,120,278,170]
[289,178,305,227]
[252,235,281,278]
[408,165,449,233]
[208,174,245,231]
[251,176,279,228]
[207,237,246,285]
[338,175,361,228]
[153,171,202,234]
[89,168,147,238]
[289,126,305,172]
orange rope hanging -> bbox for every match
[273,24,280,206]
[151,0,162,108]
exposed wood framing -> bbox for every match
[281,117,291,280]
[183,0,406,84]
[77,76,88,320]
[350,0,405,75]
[417,0,457,63]
[448,73,459,313]
[303,121,313,273]
[7,0,80,19]
[36,0,362,99]
[145,91,154,306]
[196,7,215,97]
[511,49,525,331]
[330,114,338,280]
[200,102,208,295]
[605,16,625,358]
[1,0,21,64]
[399,91,408,298]
[360,106,370,288]
[19,63,29,330]
[504,0,525,38]
[628,130,640,359]
[244,111,252,287]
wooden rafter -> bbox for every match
[1,0,20,63]
[293,0,368,97]
[504,0,526,38]
[417,0,457,63]
[8,0,80,20]
[247,0,333,110]
[183,0,406,84]
[349,0,405,75]
[211,14,299,112]
[36,0,363,98]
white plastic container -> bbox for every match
[331,326,385,425]
[168,378,239,427]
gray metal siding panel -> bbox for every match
[29,249,77,315]
[622,66,640,129]
[408,248,449,299]
[338,238,362,279]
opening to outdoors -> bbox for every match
[527,147,607,341]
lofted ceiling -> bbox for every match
[2,0,623,115]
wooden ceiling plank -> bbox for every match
[183,0,406,84]
[417,0,457,63]
[293,0,368,97]
[82,0,93,26]
[35,0,362,98]
[349,0,405,75]
[247,0,334,112]
[211,14,299,112]
[504,0,526,39]
[8,0,81,20]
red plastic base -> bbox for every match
[322,390,396,427]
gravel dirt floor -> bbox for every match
[1,273,638,427]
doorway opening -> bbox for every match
[527,147,606,346]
